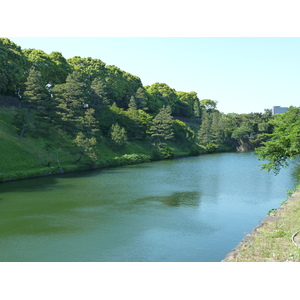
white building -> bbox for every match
[272,106,288,115]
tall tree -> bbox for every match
[210,111,224,144]
[74,108,99,163]
[200,99,217,112]
[149,105,174,146]
[52,71,86,133]
[146,83,179,115]
[22,48,57,87]
[23,68,50,109]
[197,110,212,145]
[134,87,148,111]
[67,56,106,83]
[193,99,201,118]
[110,123,128,149]
[49,51,72,84]
[90,77,110,108]
[105,65,143,108]
[17,68,51,140]
[128,96,138,112]
[0,38,27,96]
[68,56,107,104]
[74,132,98,163]
[127,105,152,140]
[176,91,200,118]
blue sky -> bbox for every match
[8,37,300,114]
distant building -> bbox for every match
[272,106,288,115]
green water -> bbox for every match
[0,152,298,261]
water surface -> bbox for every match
[0,152,298,261]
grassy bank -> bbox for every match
[223,187,300,262]
[0,108,196,182]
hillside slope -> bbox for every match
[0,108,193,182]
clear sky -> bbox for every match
[7,37,300,114]
[3,1,300,115]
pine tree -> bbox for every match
[74,108,100,163]
[134,87,148,111]
[193,99,201,118]
[127,96,143,139]
[210,112,224,145]
[128,96,137,111]
[111,123,128,149]
[149,105,174,146]
[17,68,50,140]
[78,108,99,138]
[74,132,98,163]
[53,71,86,133]
[90,77,110,107]
[23,68,49,109]
[197,110,212,145]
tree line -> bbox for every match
[0,37,276,164]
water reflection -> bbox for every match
[132,191,201,208]
[159,191,201,207]
[0,177,59,193]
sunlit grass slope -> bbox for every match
[0,108,79,179]
[0,108,191,181]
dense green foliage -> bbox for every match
[0,38,27,96]
[0,37,278,179]
[256,106,300,174]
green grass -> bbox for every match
[0,109,78,174]
[0,108,193,182]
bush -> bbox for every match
[151,149,164,161]
[161,146,175,159]
[189,144,202,156]
[151,145,175,160]
[97,154,151,168]
[205,143,219,153]
[118,153,151,165]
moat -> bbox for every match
[0,152,298,261]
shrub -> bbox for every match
[189,144,202,156]
[161,146,175,159]
[101,154,151,167]
[205,143,219,153]
[151,149,164,161]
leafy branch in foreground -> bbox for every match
[255,106,300,174]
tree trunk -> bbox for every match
[19,122,28,141]
[74,151,85,163]
[19,110,31,141]
[55,150,61,168]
